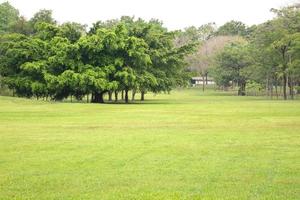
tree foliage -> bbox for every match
[0,4,194,103]
[1,2,299,101]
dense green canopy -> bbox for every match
[0,2,194,103]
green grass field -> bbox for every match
[0,89,299,200]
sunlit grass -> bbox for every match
[0,88,299,199]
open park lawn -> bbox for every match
[0,89,299,199]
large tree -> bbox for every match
[212,41,254,96]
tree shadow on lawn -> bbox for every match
[103,99,174,105]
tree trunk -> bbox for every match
[91,91,104,103]
[283,74,287,100]
[202,75,205,92]
[108,91,112,101]
[121,90,124,100]
[266,76,269,97]
[125,89,129,103]
[132,90,136,101]
[141,91,145,101]
[114,91,118,102]
[205,73,208,85]
[275,81,278,99]
[288,54,293,100]
[270,81,273,99]
[288,76,294,100]
[238,81,246,96]
[87,94,89,103]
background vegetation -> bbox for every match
[1,2,300,102]
[176,4,300,99]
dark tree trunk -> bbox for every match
[205,73,208,85]
[108,91,112,101]
[125,89,129,103]
[132,90,136,101]
[288,55,293,100]
[238,81,246,96]
[288,76,294,100]
[121,90,124,100]
[281,48,288,100]
[91,91,105,103]
[114,91,118,102]
[270,81,273,99]
[283,74,287,100]
[141,91,145,101]
[87,94,89,103]
[275,81,278,99]
[202,75,205,92]
[266,75,269,97]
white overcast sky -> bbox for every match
[3,0,295,30]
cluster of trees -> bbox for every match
[0,2,194,103]
[1,2,300,102]
[178,4,300,100]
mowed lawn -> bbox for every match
[0,89,299,200]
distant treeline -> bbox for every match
[176,4,300,100]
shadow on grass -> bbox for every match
[96,99,174,105]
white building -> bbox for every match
[191,77,215,86]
